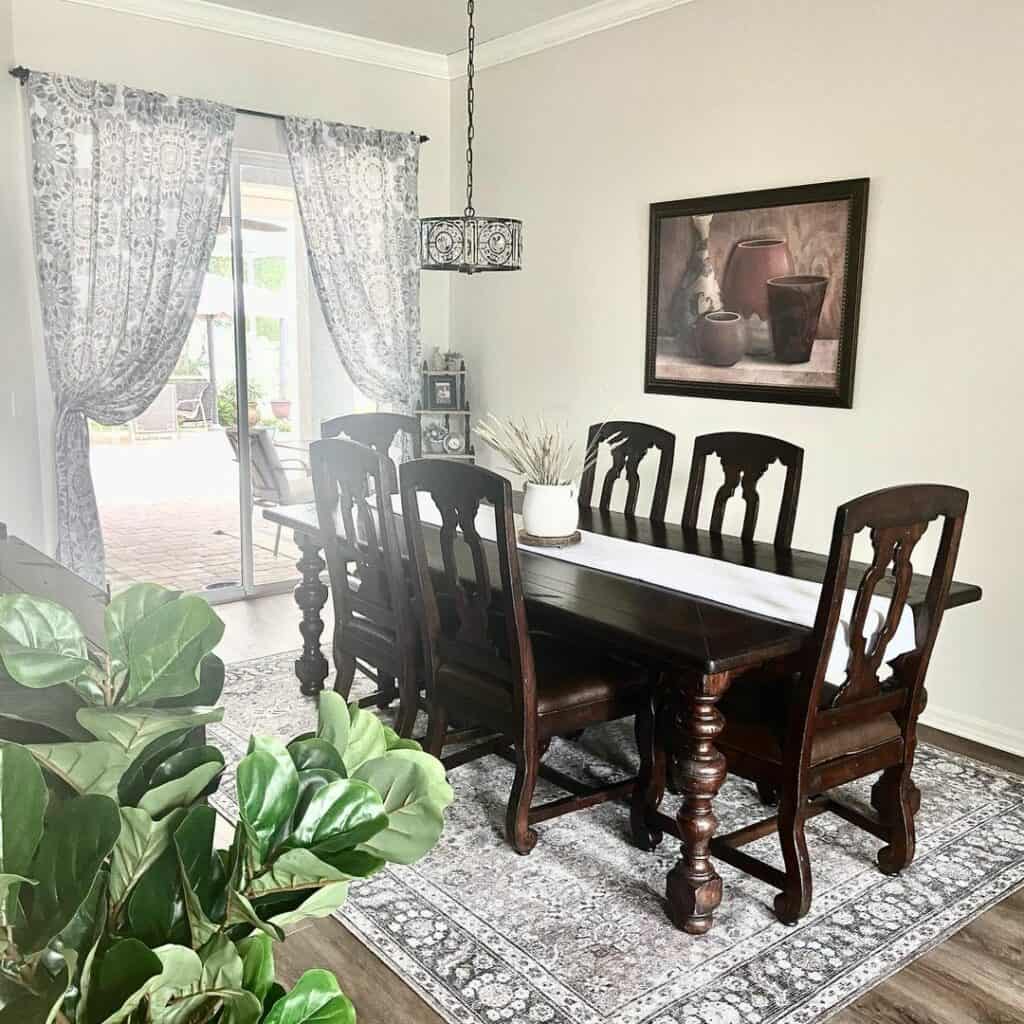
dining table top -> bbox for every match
[264,500,982,678]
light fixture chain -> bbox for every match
[464,0,475,217]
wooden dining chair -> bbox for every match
[320,411,422,459]
[400,458,650,854]
[310,437,421,737]
[708,484,968,923]
[577,421,676,522]
[682,431,804,548]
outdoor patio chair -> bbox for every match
[175,380,211,430]
[225,427,313,557]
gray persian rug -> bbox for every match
[211,650,1024,1024]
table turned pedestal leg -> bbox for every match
[293,530,329,697]
[665,673,730,935]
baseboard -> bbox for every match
[921,704,1024,758]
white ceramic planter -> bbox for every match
[521,482,578,538]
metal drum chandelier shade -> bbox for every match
[421,0,522,274]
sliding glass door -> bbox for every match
[93,115,359,601]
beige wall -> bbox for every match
[8,0,452,550]
[0,0,45,547]
[450,0,1023,751]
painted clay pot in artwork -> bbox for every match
[721,238,794,355]
[695,311,745,367]
[766,275,829,363]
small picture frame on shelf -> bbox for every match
[429,373,459,411]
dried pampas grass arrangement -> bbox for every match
[474,415,601,486]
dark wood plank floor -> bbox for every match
[221,594,1024,1024]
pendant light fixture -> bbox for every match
[421,0,523,273]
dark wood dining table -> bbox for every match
[0,524,108,646]
[263,501,982,934]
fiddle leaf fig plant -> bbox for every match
[0,587,454,1023]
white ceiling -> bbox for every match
[208,0,608,54]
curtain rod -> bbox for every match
[8,66,430,143]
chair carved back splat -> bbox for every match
[400,459,536,710]
[683,432,804,548]
[310,438,411,655]
[320,411,422,459]
[796,484,968,755]
[577,421,676,522]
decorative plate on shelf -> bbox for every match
[423,424,448,454]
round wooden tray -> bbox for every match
[518,529,582,548]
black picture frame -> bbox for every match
[644,178,869,408]
[429,374,459,411]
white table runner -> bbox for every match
[391,493,915,683]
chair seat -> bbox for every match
[717,675,902,766]
[532,636,647,716]
[436,634,647,725]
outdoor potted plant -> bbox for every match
[0,584,453,1024]
[475,414,599,540]
[269,399,292,420]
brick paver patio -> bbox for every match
[93,428,303,595]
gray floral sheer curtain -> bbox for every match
[284,118,422,427]
[27,72,234,586]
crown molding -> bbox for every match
[64,0,699,81]
[63,0,451,79]
[448,0,698,76]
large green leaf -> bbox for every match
[25,740,129,798]
[85,938,163,1024]
[199,933,243,992]
[77,707,223,759]
[247,849,351,929]
[316,692,350,758]
[0,595,102,701]
[93,943,203,1024]
[23,794,120,952]
[125,844,189,948]
[248,849,351,898]
[236,744,298,865]
[0,670,90,741]
[352,754,452,865]
[263,883,350,929]
[0,743,47,922]
[174,806,228,925]
[236,933,274,1004]
[117,728,194,807]
[61,872,108,1024]
[138,760,224,818]
[123,596,224,704]
[287,737,345,776]
[293,768,342,824]
[105,584,181,683]
[313,847,386,878]
[382,724,422,752]
[263,969,356,1024]
[149,744,224,789]
[285,778,387,856]
[223,888,284,942]
[109,807,182,911]
[340,704,386,773]
[154,653,225,710]
[51,866,108,989]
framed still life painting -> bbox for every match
[644,178,869,408]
